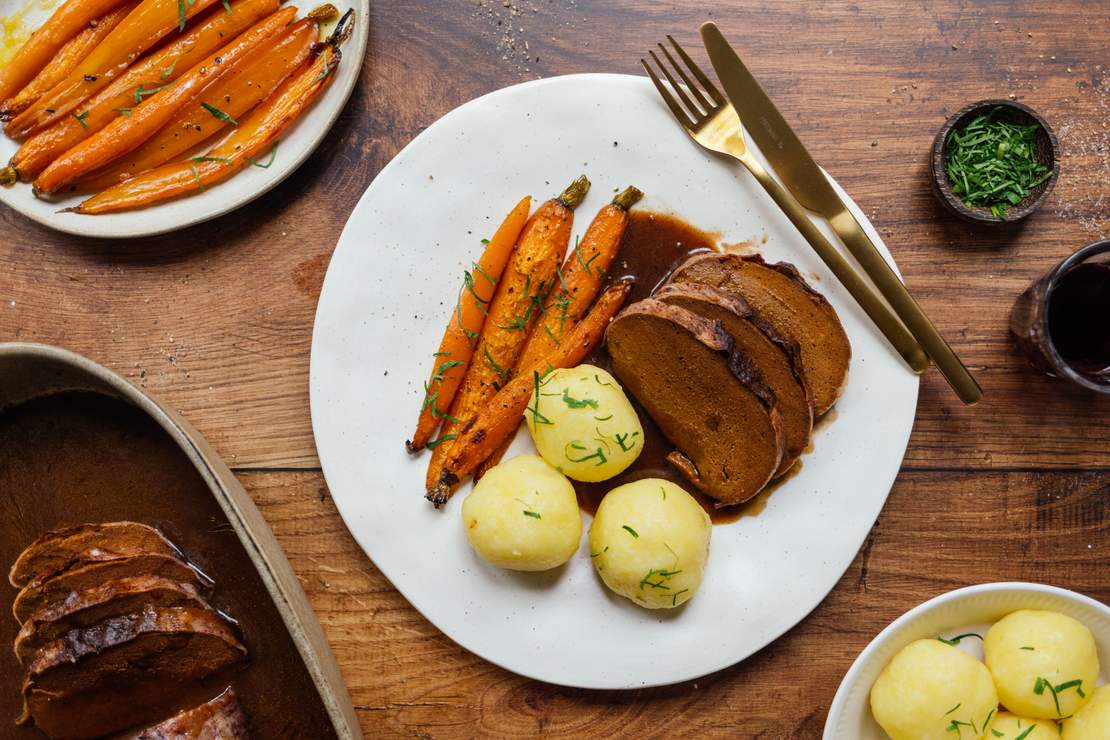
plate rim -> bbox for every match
[0,0,370,239]
[310,71,921,689]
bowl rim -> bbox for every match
[823,581,1110,738]
[931,98,1060,224]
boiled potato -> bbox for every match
[526,365,643,482]
[461,455,582,571]
[985,711,1060,739]
[869,639,998,740]
[588,478,709,609]
[1061,685,1110,740]
[984,610,1098,719]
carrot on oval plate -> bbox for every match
[406,195,532,453]
[423,175,591,493]
[5,0,280,183]
[70,9,356,214]
[426,281,633,507]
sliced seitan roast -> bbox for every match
[14,552,212,624]
[9,521,182,588]
[606,299,785,505]
[123,687,250,739]
[655,282,813,477]
[21,605,247,739]
[15,574,211,664]
[669,252,851,415]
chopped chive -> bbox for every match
[480,238,490,245]
[594,414,613,421]
[522,510,541,519]
[561,388,598,409]
[1013,727,1035,740]
[425,433,457,450]
[944,703,961,716]
[134,82,172,104]
[622,525,638,538]
[189,165,204,191]
[1020,646,1035,651]
[672,588,689,606]
[191,155,233,165]
[161,55,180,80]
[221,0,232,13]
[200,101,238,126]
[936,632,982,646]
[72,110,89,128]
[590,546,609,558]
[115,107,133,117]
[243,142,278,168]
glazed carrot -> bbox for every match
[426,282,632,507]
[474,185,643,478]
[0,2,136,119]
[72,11,354,213]
[5,0,277,183]
[423,175,591,492]
[0,0,132,105]
[76,17,319,192]
[6,0,229,140]
[34,7,297,194]
[405,196,531,453]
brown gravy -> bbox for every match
[0,392,338,739]
[577,210,785,525]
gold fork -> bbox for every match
[642,38,931,376]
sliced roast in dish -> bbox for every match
[123,687,250,739]
[15,574,211,664]
[606,299,785,505]
[9,521,182,588]
[21,605,247,739]
[655,282,813,477]
[669,252,851,415]
[14,552,212,623]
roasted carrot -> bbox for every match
[5,0,278,183]
[6,0,229,140]
[0,2,136,120]
[71,10,354,214]
[474,185,643,478]
[34,7,297,195]
[75,16,320,192]
[423,175,591,492]
[405,195,531,453]
[426,282,632,507]
[0,0,132,106]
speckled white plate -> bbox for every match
[825,582,1110,738]
[0,0,368,238]
[310,73,921,689]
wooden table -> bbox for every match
[2,1,1108,737]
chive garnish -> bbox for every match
[192,155,232,165]
[483,348,509,380]
[564,442,606,465]
[561,388,598,409]
[661,486,666,500]
[315,49,331,83]
[480,238,490,245]
[622,525,638,538]
[243,142,278,168]
[594,374,613,387]
[525,370,552,426]
[221,0,232,13]
[189,165,204,191]
[944,703,961,716]
[614,431,639,452]
[945,719,975,738]
[639,568,681,591]
[72,110,89,128]
[590,546,609,558]
[937,632,982,646]
[944,107,1052,219]
[522,510,541,519]
[594,414,613,421]
[200,102,238,126]
[1020,646,1035,651]
[990,732,1003,738]
[425,433,457,450]
[134,82,172,103]
[115,107,133,117]
[672,589,689,606]
[161,55,180,80]
[1013,727,1035,740]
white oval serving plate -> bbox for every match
[825,582,1110,738]
[0,0,368,238]
[310,73,921,689]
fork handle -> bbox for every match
[738,152,931,374]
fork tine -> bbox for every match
[667,34,726,105]
[657,42,711,112]
[641,57,695,129]
[649,49,703,122]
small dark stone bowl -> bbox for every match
[930,99,1059,225]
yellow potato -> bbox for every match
[461,455,582,571]
[588,478,710,609]
[985,711,1060,739]
[526,364,643,482]
[869,639,998,740]
[1061,685,1110,740]
[984,610,1098,720]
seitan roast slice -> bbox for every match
[122,687,250,739]
[655,283,813,477]
[606,299,785,505]
[10,521,182,587]
[15,574,211,664]
[21,605,247,739]
[14,552,212,624]
[669,252,851,415]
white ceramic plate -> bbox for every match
[825,582,1110,738]
[310,73,921,689]
[0,0,368,238]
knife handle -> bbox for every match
[829,210,982,404]
[738,152,931,374]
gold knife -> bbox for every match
[701,22,982,405]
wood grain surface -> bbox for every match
[1,1,1108,737]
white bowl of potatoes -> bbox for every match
[825,582,1110,739]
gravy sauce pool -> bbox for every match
[0,392,337,739]
[577,210,790,524]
